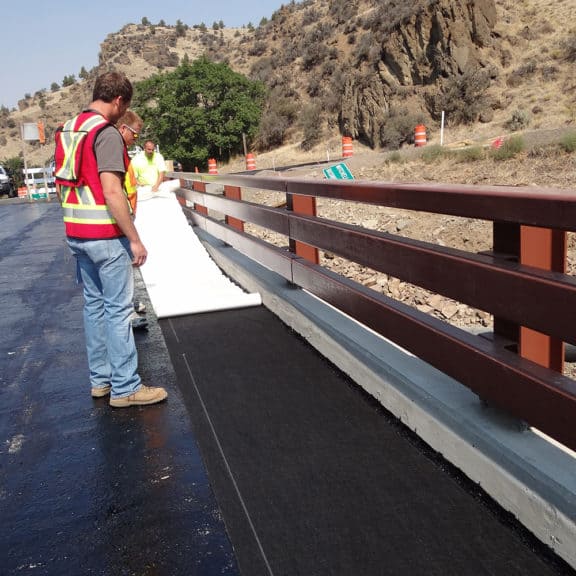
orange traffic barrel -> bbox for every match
[342,136,353,157]
[414,125,427,147]
[17,187,27,198]
[246,153,256,170]
[208,158,218,174]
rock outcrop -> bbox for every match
[341,0,497,145]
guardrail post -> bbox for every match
[287,193,319,264]
[491,222,566,372]
[193,181,208,216]
[492,222,520,344]
[520,226,566,372]
[223,185,244,232]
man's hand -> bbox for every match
[130,239,147,267]
[101,171,148,264]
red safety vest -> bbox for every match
[55,111,130,239]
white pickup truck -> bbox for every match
[0,165,16,197]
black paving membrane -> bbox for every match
[0,202,238,575]
[2,201,574,576]
[161,307,575,576]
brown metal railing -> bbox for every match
[171,172,576,451]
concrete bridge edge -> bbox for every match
[193,227,576,570]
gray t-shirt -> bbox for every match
[93,125,125,175]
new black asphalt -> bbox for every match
[1,200,574,576]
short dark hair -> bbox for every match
[92,71,133,104]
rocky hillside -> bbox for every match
[1,0,575,168]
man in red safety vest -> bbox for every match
[54,72,167,408]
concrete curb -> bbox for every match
[194,226,576,570]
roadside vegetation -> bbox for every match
[132,57,265,171]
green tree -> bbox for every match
[62,74,76,87]
[51,82,60,92]
[175,19,187,37]
[133,57,265,169]
[2,157,24,188]
[79,66,89,80]
[141,16,150,25]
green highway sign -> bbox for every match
[323,162,354,180]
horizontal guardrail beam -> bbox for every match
[173,172,576,451]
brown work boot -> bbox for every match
[91,384,112,398]
[109,385,168,408]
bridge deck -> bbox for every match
[1,200,573,575]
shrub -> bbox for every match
[506,61,537,87]
[255,111,291,150]
[455,146,485,163]
[491,136,525,161]
[250,57,275,82]
[527,146,555,159]
[307,76,322,97]
[426,68,491,125]
[301,43,330,71]
[300,103,323,151]
[562,34,576,62]
[420,144,447,163]
[301,8,320,26]
[559,131,576,153]
[256,93,300,151]
[386,151,403,164]
[353,33,372,64]
[248,41,267,57]
[379,107,426,150]
[328,0,359,24]
[505,109,530,131]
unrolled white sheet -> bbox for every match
[135,181,262,318]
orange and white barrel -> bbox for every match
[17,187,27,198]
[208,158,218,174]
[342,136,353,158]
[414,125,427,147]
[246,153,256,170]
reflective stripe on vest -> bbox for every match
[60,183,118,226]
[55,115,109,183]
[62,203,117,225]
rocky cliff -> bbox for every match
[340,0,498,144]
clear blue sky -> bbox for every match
[1,0,285,110]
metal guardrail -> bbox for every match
[171,171,576,451]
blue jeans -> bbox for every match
[67,236,141,398]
